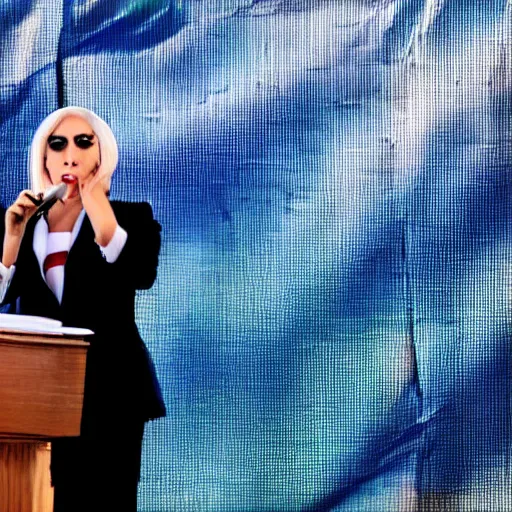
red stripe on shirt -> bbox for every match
[43,251,68,273]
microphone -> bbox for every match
[32,182,67,218]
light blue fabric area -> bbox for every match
[1,1,511,511]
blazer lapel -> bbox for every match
[61,212,95,306]
[22,218,61,315]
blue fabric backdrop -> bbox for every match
[1,1,511,510]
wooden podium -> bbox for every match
[0,330,89,512]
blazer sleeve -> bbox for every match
[108,202,161,290]
[0,207,20,308]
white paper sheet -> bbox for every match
[0,313,94,336]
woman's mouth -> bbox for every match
[62,174,78,185]
[62,174,79,199]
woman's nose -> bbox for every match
[63,146,78,167]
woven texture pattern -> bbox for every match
[1,1,511,510]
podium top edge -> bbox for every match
[0,434,52,442]
[0,331,89,347]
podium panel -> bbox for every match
[0,442,53,512]
[0,331,89,512]
[0,332,88,437]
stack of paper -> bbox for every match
[0,313,94,336]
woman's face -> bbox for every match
[45,115,100,195]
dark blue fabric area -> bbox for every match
[1,1,512,511]
[59,2,186,55]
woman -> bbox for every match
[0,106,166,511]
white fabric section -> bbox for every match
[0,262,16,304]
[47,231,72,253]
[33,210,86,280]
[45,265,66,304]
[97,224,127,263]
[33,217,48,281]
[45,231,72,304]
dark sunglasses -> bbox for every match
[47,134,95,151]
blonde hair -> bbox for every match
[29,106,118,193]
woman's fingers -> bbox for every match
[7,190,39,222]
[15,191,38,210]
[6,205,30,227]
[25,194,40,206]
[9,204,26,218]
[18,194,39,209]
[79,167,103,197]
[4,189,41,237]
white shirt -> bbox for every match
[45,231,72,304]
[0,211,127,304]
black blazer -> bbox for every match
[0,201,166,437]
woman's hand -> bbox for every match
[4,190,40,238]
[2,190,41,266]
[77,164,104,208]
[78,166,117,247]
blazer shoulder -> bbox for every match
[110,201,162,238]
[110,201,159,227]
[110,200,154,216]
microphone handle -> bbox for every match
[34,183,67,218]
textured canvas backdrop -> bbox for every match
[1,1,511,511]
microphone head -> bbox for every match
[42,182,67,202]
[35,183,68,217]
